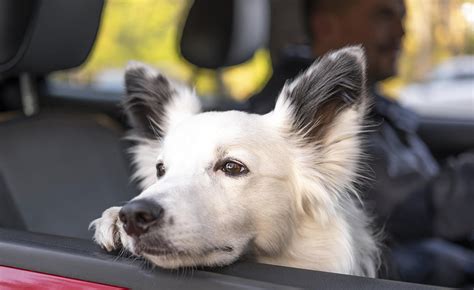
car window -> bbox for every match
[49,0,473,119]
[381,0,474,119]
[49,0,271,102]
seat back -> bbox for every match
[0,112,137,238]
[0,0,139,238]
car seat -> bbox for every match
[180,0,269,111]
[0,0,138,239]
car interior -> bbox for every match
[0,0,472,289]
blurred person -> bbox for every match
[248,0,474,286]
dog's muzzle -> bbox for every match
[118,199,164,237]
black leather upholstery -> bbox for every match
[0,0,104,76]
[0,0,138,239]
[0,112,138,238]
[0,173,26,229]
[0,0,35,65]
[180,0,269,69]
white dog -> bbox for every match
[91,46,379,277]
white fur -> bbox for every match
[92,48,379,277]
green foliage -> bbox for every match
[54,0,472,101]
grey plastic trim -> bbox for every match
[0,228,451,290]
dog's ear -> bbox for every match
[272,46,369,220]
[273,46,367,142]
[123,61,201,139]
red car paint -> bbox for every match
[0,266,127,290]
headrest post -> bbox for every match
[19,73,39,116]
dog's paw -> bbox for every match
[90,206,122,252]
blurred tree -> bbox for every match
[382,0,474,98]
[53,0,473,101]
[53,0,271,101]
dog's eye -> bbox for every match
[221,160,249,176]
[156,163,166,178]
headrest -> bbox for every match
[180,0,270,69]
[0,0,104,76]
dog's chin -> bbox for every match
[123,231,254,269]
[140,246,240,269]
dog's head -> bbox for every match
[119,46,368,268]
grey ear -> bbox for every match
[275,46,367,142]
[123,62,201,139]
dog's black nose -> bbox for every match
[119,199,164,237]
